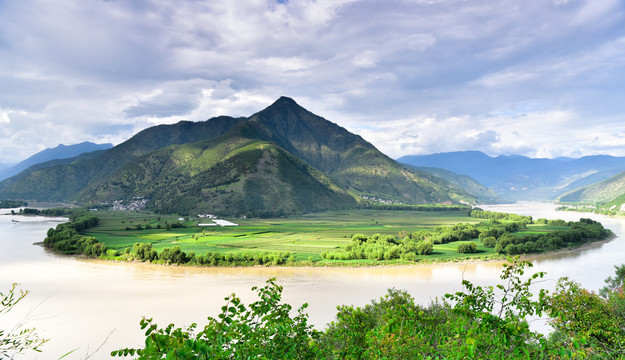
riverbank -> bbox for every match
[75,230,615,270]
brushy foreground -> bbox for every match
[111,257,625,359]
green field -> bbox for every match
[84,209,502,264]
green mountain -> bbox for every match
[0,97,501,215]
[0,116,244,201]
[558,170,625,209]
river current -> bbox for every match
[1,202,623,359]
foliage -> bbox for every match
[550,276,625,358]
[113,258,625,359]
[112,278,318,359]
[470,209,533,224]
[0,200,27,209]
[600,264,625,297]
[457,241,478,253]
[481,236,497,248]
[124,241,292,266]
[319,257,553,358]
[43,211,105,256]
[0,284,47,358]
[492,218,611,255]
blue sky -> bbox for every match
[1,0,625,163]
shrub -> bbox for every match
[457,242,477,254]
[482,236,496,248]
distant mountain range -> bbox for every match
[398,151,625,200]
[0,97,505,216]
[0,142,113,181]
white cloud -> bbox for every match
[1,0,625,163]
[0,112,9,124]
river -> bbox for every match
[1,202,623,359]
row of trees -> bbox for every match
[0,200,27,208]
[367,203,472,212]
[43,212,105,256]
[491,218,611,255]
[322,212,611,262]
[12,207,70,216]
[124,242,292,266]
[321,234,433,261]
[112,258,625,359]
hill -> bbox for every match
[0,142,113,181]
[558,170,625,210]
[0,117,244,201]
[398,151,625,200]
[0,98,503,215]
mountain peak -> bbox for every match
[262,96,304,113]
[273,96,297,105]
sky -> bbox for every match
[1,0,625,164]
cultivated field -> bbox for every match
[84,209,502,264]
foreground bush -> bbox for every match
[1,284,47,358]
[112,279,318,359]
[115,257,625,359]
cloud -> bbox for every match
[1,0,625,163]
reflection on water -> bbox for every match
[0,203,623,359]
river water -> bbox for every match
[1,202,624,359]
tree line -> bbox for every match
[321,210,611,261]
[43,211,105,256]
[122,242,291,266]
[0,200,27,209]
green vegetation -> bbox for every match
[112,259,625,359]
[1,283,47,358]
[0,200,26,208]
[557,169,625,215]
[15,207,72,216]
[43,211,104,256]
[39,207,612,267]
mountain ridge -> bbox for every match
[0,142,114,181]
[398,151,625,200]
[0,98,505,215]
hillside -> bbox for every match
[0,97,503,215]
[76,121,357,216]
[0,142,113,181]
[399,151,625,200]
[247,97,496,205]
[408,166,507,204]
[558,170,625,209]
[0,116,244,201]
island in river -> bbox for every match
[39,206,613,267]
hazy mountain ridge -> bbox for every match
[0,97,503,215]
[558,170,625,209]
[407,166,507,204]
[0,142,113,181]
[399,151,625,200]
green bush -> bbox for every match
[457,242,477,254]
[481,236,496,248]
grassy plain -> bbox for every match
[85,209,504,264]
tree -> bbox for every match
[1,283,47,357]
[112,278,318,359]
